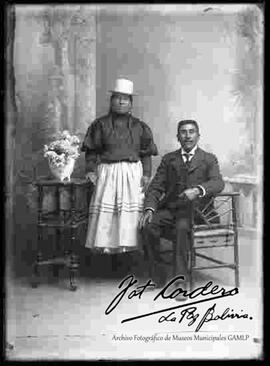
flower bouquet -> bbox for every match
[44,130,80,181]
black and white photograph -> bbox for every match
[5,3,264,360]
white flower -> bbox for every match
[62,130,70,138]
[44,130,81,167]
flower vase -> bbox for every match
[49,158,75,182]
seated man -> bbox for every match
[139,119,225,293]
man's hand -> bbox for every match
[139,209,153,229]
[178,187,200,201]
[85,172,97,185]
[141,176,151,193]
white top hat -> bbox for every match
[109,78,138,95]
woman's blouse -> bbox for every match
[81,113,158,177]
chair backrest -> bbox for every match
[192,192,240,231]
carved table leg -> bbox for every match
[31,251,42,288]
[64,249,71,260]
[51,228,61,281]
[32,185,43,288]
[68,225,79,291]
[68,184,80,291]
[69,253,79,291]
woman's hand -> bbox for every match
[85,172,97,185]
[141,175,151,193]
[138,209,153,230]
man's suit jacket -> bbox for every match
[144,147,225,219]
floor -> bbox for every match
[5,229,263,360]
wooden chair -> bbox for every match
[145,192,240,290]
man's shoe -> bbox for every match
[175,295,188,302]
[173,279,189,301]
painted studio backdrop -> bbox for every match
[7,4,263,280]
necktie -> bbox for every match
[183,153,191,168]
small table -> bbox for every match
[31,178,93,291]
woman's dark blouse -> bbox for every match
[81,113,158,177]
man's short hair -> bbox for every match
[177,119,200,134]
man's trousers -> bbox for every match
[142,206,191,287]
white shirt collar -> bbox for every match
[181,145,198,156]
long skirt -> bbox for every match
[85,161,144,254]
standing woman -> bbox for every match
[81,78,158,270]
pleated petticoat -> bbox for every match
[85,161,144,253]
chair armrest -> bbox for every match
[215,192,240,197]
